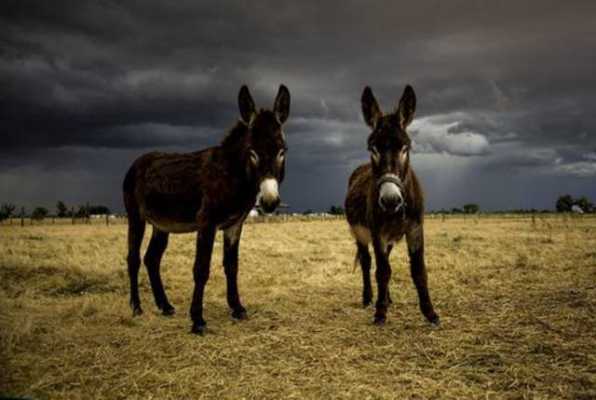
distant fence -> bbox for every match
[1,212,594,227]
[0,215,128,226]
[426,212,596,221]
[0,214,345,226]
[247,214,345,224]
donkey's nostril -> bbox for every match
[380,195,402,213]
[381,196,394,208]
[261,197,280,213]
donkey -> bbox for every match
[123,85,290,335]
[345,85,440,326]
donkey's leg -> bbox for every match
[127,213,146,316]
[190,225,216,335]
[223,222,247,320]
[356,242,373,307]
[144,227,175,316]
[406,224,440,326]
[385,244,394,305]
[372,236,392,325]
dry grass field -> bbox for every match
[1,215,595,399]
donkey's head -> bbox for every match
[361,85,416,214]
[238,84,290,213]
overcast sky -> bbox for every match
[2,0,595,213]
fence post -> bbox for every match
[106,214,109,226]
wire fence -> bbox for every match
[1,212,594,227]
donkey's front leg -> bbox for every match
[190,224,216,335]
[406,223,440,326]
[223,221,247,320]
[372,235,392,325]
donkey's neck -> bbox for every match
[221,121,249,150]
[216,121,258,192]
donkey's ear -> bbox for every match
[361,86,382,128]
[273,84,290,124]
[238,85,256,124]
[397,85,416,129]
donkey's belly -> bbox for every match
[146,216,200,233]
[350,223,407,247]
[380,222,407,245]
[142,190,202,233]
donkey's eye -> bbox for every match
[277,149,286,164]
[249,149,259,167]
[399,145,409,163]
[369,145,380,164]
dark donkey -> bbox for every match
[345,85,440,326]
[123,85,290,334]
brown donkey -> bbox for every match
[123,85,290,334]
[345,85,440,326]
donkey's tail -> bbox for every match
[122,165,136,194]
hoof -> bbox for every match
[161,304,176,316]
[191,322,206,336]
[362,300,372,308]
[231,308,248,320]
[132,306,143,317]
[373,315,386,326]
[428,315,441,328]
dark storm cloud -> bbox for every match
[1,0,596,211]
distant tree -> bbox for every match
[75,205,90,218]
[0,203,16,222]
[56,201,68,217]
[451,207,463,214]
[574,196,593,213]
[328,205,345,215]
[463,203,479,214]
[87,205,111,215]
[32,207,49,221]
[19,206,26,226]
[556,195,574,212]
[303,209,314,215]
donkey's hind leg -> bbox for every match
[356,242,373,307]
[127,213,146,316]
[144,227,175,316]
